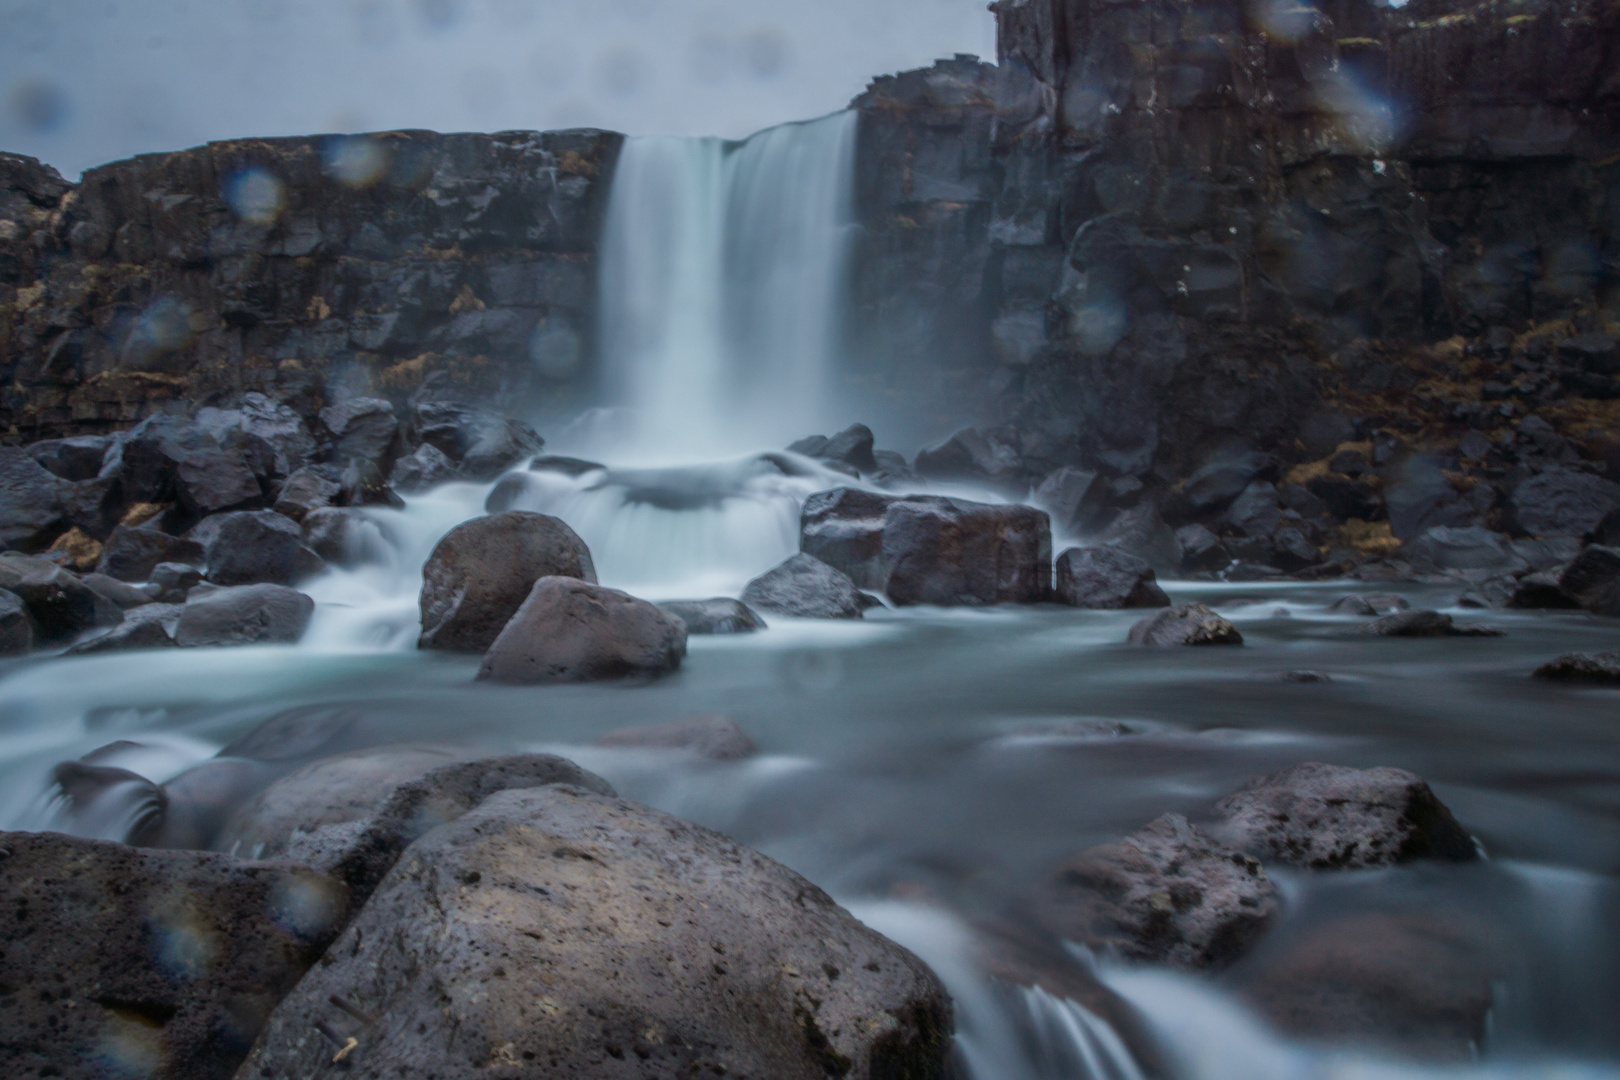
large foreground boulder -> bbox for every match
[0,830,347,1080]
[800,488,1052,605]
[478,577,687,684]
[1034,813,1280,970]
[236,785,951,1080]
[173,584,315,647]
[418,511,597,652]
[1055,546,1171,609]
[742,553,865,619]
[1209,763,1479,869]
[1127,603,1243,646]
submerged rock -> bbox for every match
[237,785,952,1080]
[594,714,760,760]
[173,583,314,647]
[1054,546,1170,609]
[0,830,347,1080]
[412,401,544,481]
[1328,594,1410,616]
[65,603,182,654]
[1210,762,1479,869]
[1534,650,1620,684]
[1361,610,1505,638]
[1035,813,1280,970]
[478,577,687,685]
[658,597,767,634]
[418,510,597,652]
[742,553,866,619]
[389,442,462,492]
[1127,603,1243,646]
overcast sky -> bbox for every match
[1,0,997,178]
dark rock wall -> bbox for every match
[1,129,621,443]
[846,0,1619,482]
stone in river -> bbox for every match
[1127,603,1243,646]
[657,596,767,634]
[594,714,760,760]
[742,552,865,619]
[1054,545,1170,609]
[478,577,687,685]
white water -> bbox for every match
[595,110,859,459]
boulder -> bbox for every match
[0,830,347,1080]
[300,507,376,565]
[1054,546,1170,609]
[1127,603,1243,646]
[1175,523,1231,573]
[1034,813,1279,970]
[914,425,1024,491]
[187,510,323,586]
[1534,650,1620,684]
[418,511,597,652]
[114,413,263,516]
[149,562,204,603]
[1557,545,1620,610]
[64,603,182,655]
[800,488,900,590]
[478,577,687,685]
[0,587,36,654]
[27,435,110,482]
[657,597,767,634]
[0,553,122,641]
[1510,468,1620,538]
[172,441,263,518]
[1227,480,1283,538]
[1093,503,1182,572]
[236,785,952,1080]
[870,450,922,489]
[1385,462,1473,540]
[1508,571,1581,610]
[821,423,879,474]
[319,396,401,471]
[413,401,544,481]
[1209,762,1479,869]
[173,584,315,647]
[1182,452,1275,511]
[883,497,1051,606]
[1400,526,1525,575]
[193,392,317,478]
[95,524,205,582]
[1271,527,1321,572]
[1307,472,1382,523]
[594,714,760,760]
[1329,593,1410,616]
[1033,465,1105,534]
[389,443,462,492]
[1234,911,1500,1060]
[1361,610,1505,637]
[270,464,341,521]
[741,553,865,619]
[0,446,73,551]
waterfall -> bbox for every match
[596,111,859,459]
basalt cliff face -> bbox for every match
[848,0,1620,491]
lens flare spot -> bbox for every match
[324,136,391,189]
[226,168,286,226]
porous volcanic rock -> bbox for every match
[1034,813,1280,970]
[0,830,348,1080]
[1127,603,1243,646]
[418,510,597,652]
[1209,762,1479,869]
[742,553,866,619]
[235,785,952,1080]
[1055,546,1171,609]
[478,577,687,684]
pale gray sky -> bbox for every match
[1,0,998,178]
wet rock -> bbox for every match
[657,597,767,634]
[1184,452,1275,512]
[27,435,110,482]
[187,510,323,586]
[1307,472,1382,523]
[338,456,403,510]
[1282,670,1332,683]
[742,553,866,619]
[1034,813,1279,970]
[172,439,264,518]
[1034,466,1105,534]
[1401,526,1525,575]
[300,507,375,565]
[0,553,122,641]
[149,562,204,603]
[800,488,899,590]
[1362,610,1505,638]
[0,829,347,1080]
[1534,650,1620,684]
[1511,536,1583,573]
[1235,911,1500,1060]
[1054,546,1170,609]
[1329,593,1410,616]
[1510,468,1620,538]
[1094,503,1181,573]
[270,464,341,521]
[871,450,922,489]
[80,572,153,609]
[95,524,205,582]
[1176,523,1231,573]
[1227,481,1283,539]
[173,583,314,647]
[1210,762,1479,869]
[194,392,317,478]
[529,455,606,478]
[1127,603,1243,646]
[388,442,461,492]
[0,587,36,654]
[478,577,687,685]
[595,714,760,760]
[1385,463,1474,540]
[319,396,401,472]
[237,785,952,1080]
[1557,545,1620,614]
[413,401,544,481]
[883,497,1052,606]
[1272,528,1321,573]
[914,425,1024,491]
[418,510,597,652]
[65,603,182,655]
[114,413,264,518]
[0,446,74,551]
[794,423,880,474]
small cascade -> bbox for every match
[597,111,859,459]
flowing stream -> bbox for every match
[2,113,1619,1079]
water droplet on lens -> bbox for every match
[7,79,70,134]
